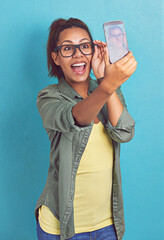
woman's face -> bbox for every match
[110,28,124,48]
[52,27,93,85]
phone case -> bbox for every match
[103,20,129,63]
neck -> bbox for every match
[66,78,90,98]
[74,81,89,98]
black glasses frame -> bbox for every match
[54,42,97,58]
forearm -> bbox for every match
[72,85,111,126]
[97,77,124,127]
[106,91,124,127]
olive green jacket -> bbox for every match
[35,77,135,240]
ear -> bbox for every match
[51,52,60,66]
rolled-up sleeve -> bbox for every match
[37,88,91,133]
[105,87,135,143]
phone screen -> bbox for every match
[103,21,129,63]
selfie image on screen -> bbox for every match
[104,22,129,63]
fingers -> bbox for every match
[117,51,133,65]
[122,54,136,69]
[104,47,110,67]
[121,57,137,78]
[127,60,137,74]
[93,40,111,66]
[93,40,137,72]
[93,40,106,59]
[115,51,137,72]
[94,40,106,47]
[105,47,111,64]
[92,44,99,59]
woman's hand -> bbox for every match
[92,39,137,95]
[100,50,137,95]
[91,40,108,79]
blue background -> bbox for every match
[0,0,163,239]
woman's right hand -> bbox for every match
[100,50,137,95]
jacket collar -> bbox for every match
[58,76,97,99]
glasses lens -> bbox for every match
[112,34,123,39]
[80,42,93,55]
[61,45,75,57]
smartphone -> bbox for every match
[103,20,129,63]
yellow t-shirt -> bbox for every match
[39,121,113,234]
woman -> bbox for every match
[35,18,137,240]
[108,25,129,63]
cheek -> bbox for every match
[87,56,92,67]
[58,58,70,71]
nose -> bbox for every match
[73,46,83,58]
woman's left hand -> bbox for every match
[92,40,109,79]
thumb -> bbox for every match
[93,44,99,59]
[104,46,110,67]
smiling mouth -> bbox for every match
[71,62,87,74]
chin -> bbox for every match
[64,67,91,84]
[74,74,89,83]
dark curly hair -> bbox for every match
[47,18,93,79]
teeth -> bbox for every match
[72,62,86,67]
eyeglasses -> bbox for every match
[111,34,124,39]
[54,42,96,58]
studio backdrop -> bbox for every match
[0,0,163,239]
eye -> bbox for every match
[81,43,90,49]
[63,45,73,51]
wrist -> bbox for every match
[97,77,104,84]
[99,78,115,96]
[98,81,113,97]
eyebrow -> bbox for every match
[61,38,90,45]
